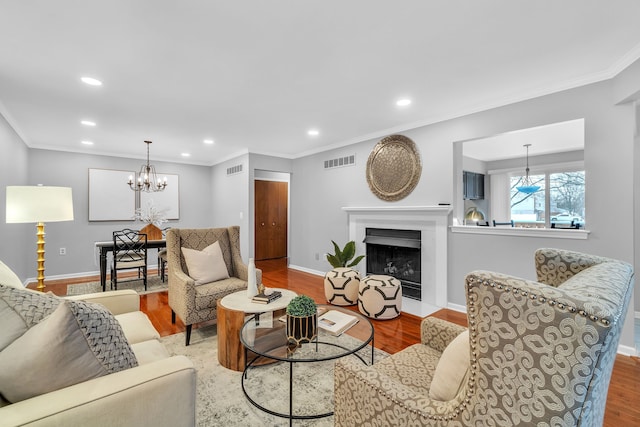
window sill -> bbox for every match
[450,225,590,240]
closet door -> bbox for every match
[255,180,288,260]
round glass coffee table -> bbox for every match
[239,305,374,424]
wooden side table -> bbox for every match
[217,289,296,371]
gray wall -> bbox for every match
[211,154,250,260]
[0,114,30,280]
[290,137,453,272]
[289,76,638,350]
[2,148,213,280]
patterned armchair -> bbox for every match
[166,226,261,345]
[335,248,634,426]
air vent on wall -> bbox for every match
[324,154,355,170]
[226,164,243,175]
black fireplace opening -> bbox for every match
[364,228,421,301]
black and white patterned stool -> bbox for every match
[324,267,360,306]
[358,275,402,319]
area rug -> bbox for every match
[160,324,388,427]
[66,275,167,296]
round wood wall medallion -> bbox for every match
[366,135,422,201]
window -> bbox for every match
[509,168,585,228]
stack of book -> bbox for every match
[318,310,359,336]
[251,290,282,304]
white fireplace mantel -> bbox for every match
[343,205,451,317]
[342,205,452,214]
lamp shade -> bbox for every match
[465,207,485,222]
[515,185,540,194]
[6,186,74,223]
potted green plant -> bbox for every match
[326,240,365,268]
[286,295,318,346]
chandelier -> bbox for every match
[516,143,540,194]
[127,141,167,192]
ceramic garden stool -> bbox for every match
[358,274,402,320]
[324,267,360,306]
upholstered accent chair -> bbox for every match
[166,226,261,345]
[335,248,634,426]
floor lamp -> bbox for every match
[6,186,74,292]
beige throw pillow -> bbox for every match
[429,329,470,401]
[0,300,137,402]
[181,241,230,285]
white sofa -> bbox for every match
[0,261,196,427]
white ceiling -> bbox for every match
[1,1,639,166]
[463,118,585,162]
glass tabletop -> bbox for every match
[239,304,374,363]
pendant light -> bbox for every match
[516,144,540,194]
[127,141,167,192]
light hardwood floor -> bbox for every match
[33,258,640,426]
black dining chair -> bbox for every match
[157,227,170,282]
[492,220,515,227]
[111,228,148,291]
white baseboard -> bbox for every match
[25,265,164,285]
[288,264,325,277]
[617,344,637,357]
[25,270,101,285]
[447,302,467,313]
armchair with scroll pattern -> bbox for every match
[334,248,634,426]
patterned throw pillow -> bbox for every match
[0,286,138,403]
[0,284,61,351]
[65,298,138,372]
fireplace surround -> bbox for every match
[343,206,451,317]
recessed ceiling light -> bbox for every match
[81,140,94,145]
[307,129,320,136]
[81,120,96,126]
[181,153,191,157]
[396,98,412,107]
[203,139,214,144]
[81,77,102,86]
